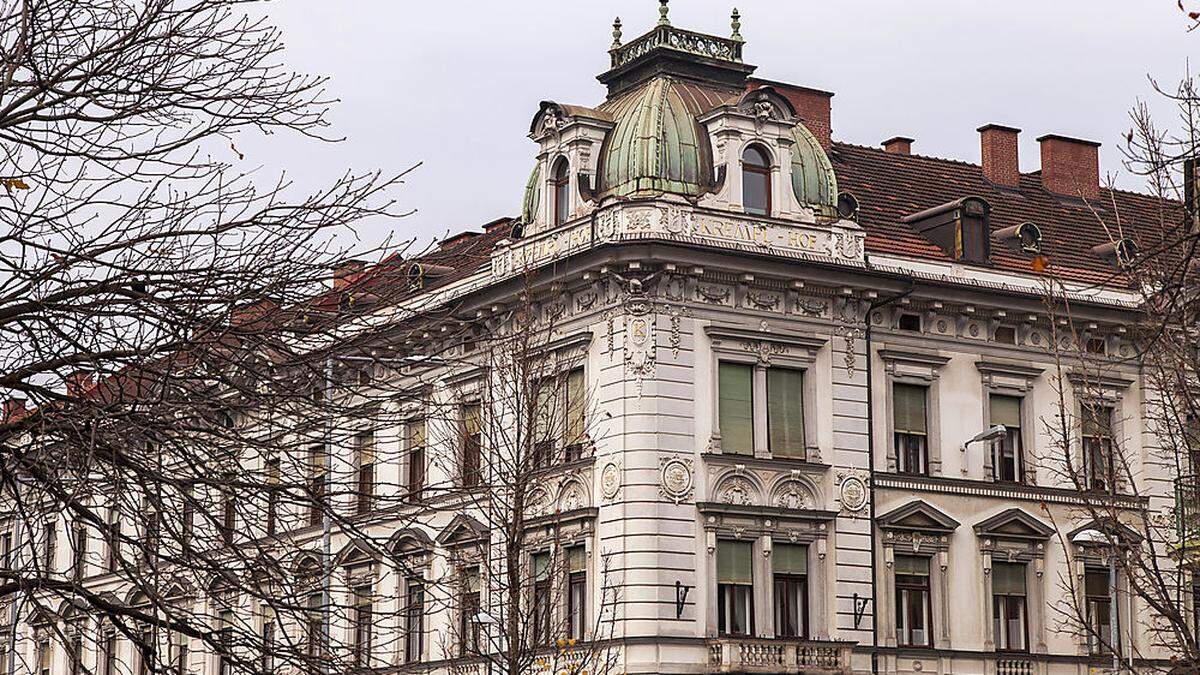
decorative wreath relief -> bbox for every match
[659,456,694,504]
[837,469,870,516]
[601,462,622,501]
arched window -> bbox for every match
[552,159,570,227]
[742,145,771,216]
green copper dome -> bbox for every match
[596,77,724,200]
[790,122,838,218]
[520,163,541,224]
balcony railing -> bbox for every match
[996,657,1033,675]
[706,637,852,673]
[1176,475,1200,555]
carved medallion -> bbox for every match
[660,457,694,504]
[601,462,621,500]
[837,470,870,516]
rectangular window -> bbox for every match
[43,521,56,570]
[108,511,121,572]
[258,618,273,674]
[893,384,929,475]
[354,430,376,514]
[265,453,281,535]
[220,490,236,545]
[566,546,587,640]
[565,367,586,459]
[1083,407,1116,493]
[405,578,425,663]
[350,582,373,666]
[990,395,1024,483]
[719,363,755,456]
[462,403,482,487]
[992,562,1027,651]
[717,540,754,636]
[72,526,87,581]
[69,633,83,675]
[1086,567,1114,655]
[532,551,552,644]
[304,592,323,663]
[101,633,117,675]
[772,543,808,638]
[308,444,326,527]
[767,368,806,459]
[459,567,481,656]
[172,628,190,673]
[218,608,234,675]
[898,312,922,332]
[0,530,11,570]
[37,638,51,675]
[533,378,556,470]
[407,418,427,500]
[895,555,932,647]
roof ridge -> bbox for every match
[833,140,982,170]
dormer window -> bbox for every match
[552,158,570,227]
[742,145,771,216]
[901,196,991,264]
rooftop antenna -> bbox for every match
[658,0,670,26]
[611,17,623,49]
[731,8,742,42]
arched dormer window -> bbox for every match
[552,159,570,227]
[742,145,771,216]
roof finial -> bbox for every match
[731,8,742,41]
[611,17,623,49]
[658,0,671,26]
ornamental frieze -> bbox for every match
[490,203,866,279]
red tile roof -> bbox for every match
[833,142,1176,286]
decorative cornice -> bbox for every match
[874,473,1148,509]
[877,348,951,369]
[697,501,838,522]
[976,360,1045,380]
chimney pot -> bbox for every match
[882,136,914,155]
[1037,134,1101,199]
[978,124,1021,188]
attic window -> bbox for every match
[897,313,922,332]
[901,197,991,264]
[552,158,570,227]
[742,145,771,216]
[993,326,1017,344]
[1085,337,1107,355]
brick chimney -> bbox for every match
[882,136,914,155]
[978,124,1020,187]
[332,259,367,290]
[1037,134,1101,199]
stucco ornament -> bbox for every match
[837,469,870,516]
[718,476,757,506]
[600,462,622,501]
[772,480,814,510]
[659,457,694,504]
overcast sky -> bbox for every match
[241,1,1198,253]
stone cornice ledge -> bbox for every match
[697,501,840,522]
[705,325,828,351]
[702,452,831,475]
[874,473,1148,509]
[877,348,951,368]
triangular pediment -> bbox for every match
[974,508,1054,541]
[435,514,489,547]
[878,500,959,534]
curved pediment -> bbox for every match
[878,500,959,534]
[974,508,1054,541]
[388,527,434,555]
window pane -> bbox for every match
[532,551,551,581]
[566,368,586,445]
[742,147,770,216]
[893,384,928,434]
[717,541,753,583]
[992,562,1026,595]
[990,395,1022,428]
[773,544,808,575]
[566,545,586,573]
[719,363,754,455]
[767,368,805,458]
[894,555,929,576]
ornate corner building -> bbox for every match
[12,4,1193,675]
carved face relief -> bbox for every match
[660,458,694,504]
[601,462,621,500]
[719,476,757,506]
